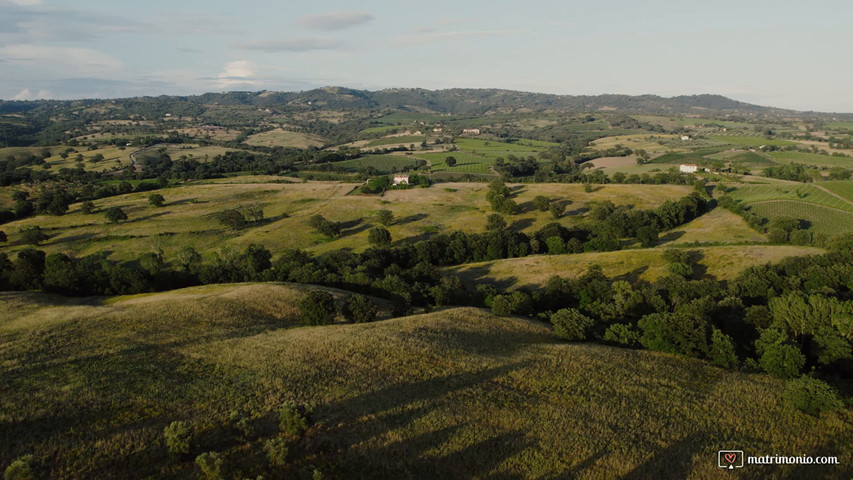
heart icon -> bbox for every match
[724,453,737,464]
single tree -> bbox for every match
[444,156,457,167]
[341,294,378,323]
[80,201,95,214]
[376,209,394,226]
[148,193,165,207]
[20,226,48,246]
[299,290,336,325]
[368,226,392,246]
[548,202,565,219]
[216,209,246,231]
[551,308,593,341]
[533,195,551,212]
[105,206,128,223]
[486,213,506,231]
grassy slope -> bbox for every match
[245,129,326,148]
[0,182,693,261]
[1,284,850,479]
[448,245,825,289]
[660,207,768,245]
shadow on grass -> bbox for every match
[316,361,535,478]
[451,263,519,292]
[657,231,686,245]
[510,218,535,231]
[397,213,428,225]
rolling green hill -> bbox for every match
[2,284,851,479]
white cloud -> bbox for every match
[235,37,342,52]
[0,44,122,75]
[298,11,373,30]
[12,88,51,100]
[215,60,259,89]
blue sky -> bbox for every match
[1,0,851,112]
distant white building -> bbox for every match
[680,164,698,173]
[462,128,480,135]
[393,174,409,185]
[433,128,443,132]
[681,135,690,141]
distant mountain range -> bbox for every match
[1,87,849,119]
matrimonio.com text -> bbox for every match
[718,450,841,470]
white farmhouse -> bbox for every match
[393,174,409,185]
[679,164,698,174]
[681,135,690,141]
[462,128,480,135]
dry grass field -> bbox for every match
[447,245,824,289]
[0,181,694,262]
[2,285,851,479]
[660,207,769,245]
[245,129,326,148]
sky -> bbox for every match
[1,0,851,112]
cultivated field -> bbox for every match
[748,202,853,236]
[727,184,853,213]
[1,285,849,479]
[331,155,420,173]
[769,151,853,168]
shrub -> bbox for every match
[341,294,378,323]
[367,226,391,246]
[264,437,291,467]
[195,452,224,480]
[279,402,308,437]
[105,206,128,223]
[759,343,805,379]
[299,290,336,325]
[551,308,593,341]
[4,455,35,480]
[603,324,640,346]
[0,231,5,243]
[164,421,192,455]
[782,375,843,416]
[708,328,738,369]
